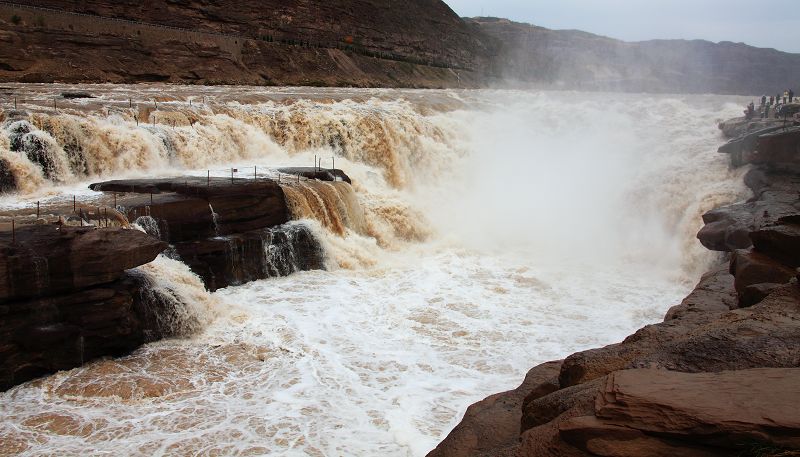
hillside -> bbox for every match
[2,2,799,93]
[0,1,494,87]
[470,17,800,94]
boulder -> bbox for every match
[750,223,800,267]
[0,225,166,302]
[174,223,324,291]
[729,249,796,298]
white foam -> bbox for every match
[0,88,749,457]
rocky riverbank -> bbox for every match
[428,116,800,456]
[0,169,354,391]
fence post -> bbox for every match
[53,98,56,110]
[14,97,17,110]
[231,168,234,184]
[73,195,76,212]
[254,165,257,180]
[113,192,117,208]
[36,201,40,218]
[11,219,15,244]
[207,170,210,187]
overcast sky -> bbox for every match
[444,0,800,53]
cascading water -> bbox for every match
[0,85,750,456]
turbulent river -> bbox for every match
[0,85,748,456]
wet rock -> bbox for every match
[718,117,789,139]
[697,168,800,252]
[427,360,562,457]
[0,225,167,302]
[91,176,330,290]
[526,368,800,456]
[60,91,95,99]
[175,223,324,292]
[0,157,16,192]
[0,272,187,391]
[664,265,737,320]
[558,284,800,388]
[92,177,291,240]
[277,167,352,184]
[729,249,796,298]
[750,223,800,267]
[744,126,800,166]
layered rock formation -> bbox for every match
[0,225,168,390]
[89,174,341,291]
[429,116,800,455]
[0,1,491,87]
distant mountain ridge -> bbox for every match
[469,17,800,94]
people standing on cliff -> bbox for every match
[790,89,795,103]
[764,103,771,118]
[770,95,775,105]
[761,95,767,107]
[784,90,789,104]
[745,102,755,119]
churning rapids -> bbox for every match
[0,85,748,456]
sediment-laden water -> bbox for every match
[0,85,748,456]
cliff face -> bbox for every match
[471,17,800,95]
[3,2,799,93]
[0,1,493,87]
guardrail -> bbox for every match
[0,1,472,71]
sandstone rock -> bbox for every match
[558,284,800,388]
[175,223,324,292]
[664,265,737,320]
[745,126,800,166]
[92,178,291,241]
[729,249,796,297]
[0,272,175,391]
[0,225,166,302]
[427,360,561,457]
[1,1,489,88]
[697,167,800,252]
[527,368,800,456]
[750,223,800,267]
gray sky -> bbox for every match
[444,0,800,53]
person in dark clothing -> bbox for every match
[765,103,771,118]
[790,89,795,103]
[761,95,767,106]
[770,95,775,105]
